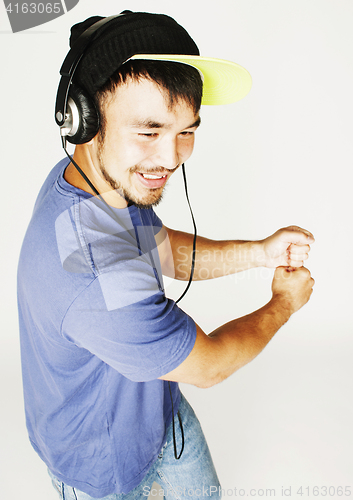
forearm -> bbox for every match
[161,225,315,280]
[206,295,291,385]
[167,228,264,280]
[159,294,292,388]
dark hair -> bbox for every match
[94,59,203,141]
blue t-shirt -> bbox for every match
[17,158,197,496]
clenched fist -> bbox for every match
[260,226,315,268]
[272,266,315,315]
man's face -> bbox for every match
[92,77,200,209]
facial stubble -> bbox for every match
[97,139,166,210]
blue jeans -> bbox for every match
[48,394,221,499]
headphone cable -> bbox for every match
[62,138,117,217]
[175,163,197,304]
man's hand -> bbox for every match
[259,226,315,268]
[272,266,315,315]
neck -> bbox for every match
[63,144,128,209]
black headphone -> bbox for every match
[55,14,127,145]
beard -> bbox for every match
[99,164,165,210]
[96,139,178,209]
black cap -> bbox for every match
[69,11,200,96]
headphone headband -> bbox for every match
[55,14,123,127]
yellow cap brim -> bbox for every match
[130,53,252,105]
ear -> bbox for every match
[66,84,100,145]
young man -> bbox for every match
[17,11,315,499]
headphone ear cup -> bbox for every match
[66,84,99,144]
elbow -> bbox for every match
[194,361,245,389]
[194,379,215,389]
[193,369,226,389]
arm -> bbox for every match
[157,225,314,280]
[159,266,315,388]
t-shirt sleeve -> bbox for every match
[61,275,197,383]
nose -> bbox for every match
[154,137,179,170]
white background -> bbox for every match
[1,0,352,498]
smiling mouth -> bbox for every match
[136,171,169,189]
[140,173,167,180]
